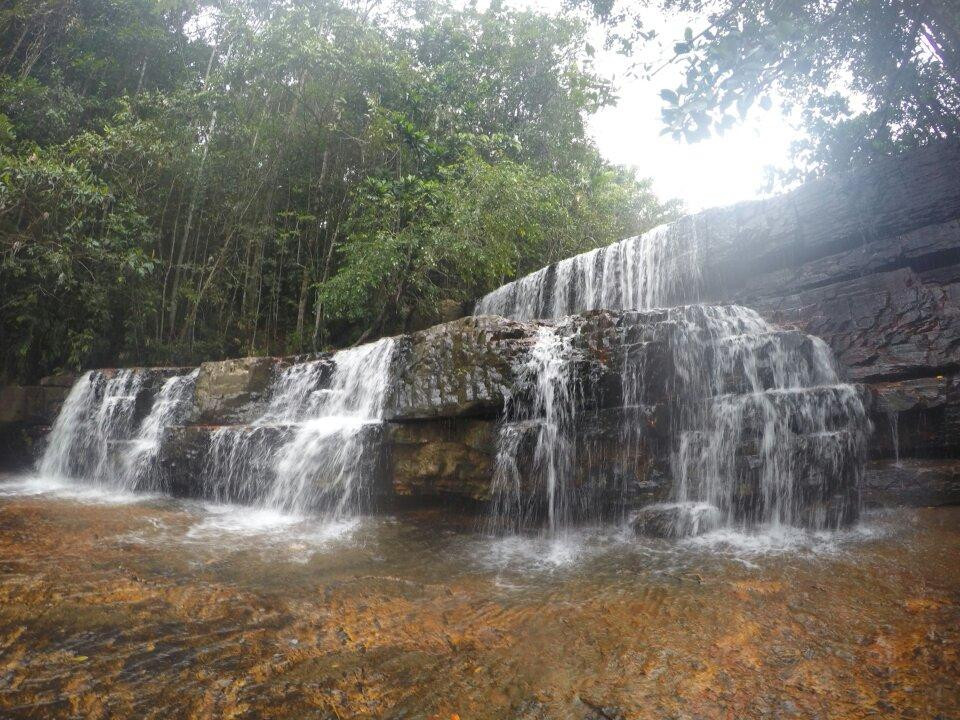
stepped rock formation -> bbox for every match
[2,141,958,515]
[475,139,960,505]
[9,307,867,538]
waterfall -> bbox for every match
[203,338,395,517]
[478,213,868,534]
[475,221,702,320]
[39,370,147,483]
[38,369,198,491]
[487,326,577,535]
[662,305,867,533]
[122,370,199,491]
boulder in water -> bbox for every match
[631,502,721,538]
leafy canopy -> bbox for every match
[573,0,960,179]
[0,0,679,381]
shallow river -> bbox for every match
[0,475,957,719]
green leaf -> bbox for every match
[659,89,679,104]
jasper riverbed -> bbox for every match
[0,477,957,720]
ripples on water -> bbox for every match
[0,473,897,579]
[0,474,957,720]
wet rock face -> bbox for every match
[0,385,70,426]
[631,502,720,539]
[388,419,496,502]
[158,424,391,508]
[384,315,536,420]
[864,459,960,507]
[192,357,280,424]
[703,140,960,292]
[748,245,960,469]
[705,147,960,471]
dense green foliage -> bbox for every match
[576,0,960,180]
[0,0,679,381]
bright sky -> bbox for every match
[505,0,804,211]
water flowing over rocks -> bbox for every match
[3,141,959,520]
[475,139,960,507]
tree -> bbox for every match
[574,0,960,179]
[0,0,680,382]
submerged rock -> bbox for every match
[631,502,721,538]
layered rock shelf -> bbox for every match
[473,139,960,505]
[3,141,958,512]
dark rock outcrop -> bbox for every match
[863,459,960,507]
[387,419,496,502]
[192,357,280,424]
[0,384,71,426]
[0,374,77,469]
[385,315,536,420]
[631,502,720,539]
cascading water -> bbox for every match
[39,369,198,491]
[479,217,868,536]
[123,370,199,491]
[39,370,146,483]
[661,305,867,533]
[475,221,702,320]
[486,326,577,536]
[203,338,395,517]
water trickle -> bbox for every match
[203,338,395,517]
[487,325,577,536]
[887,411,902,467]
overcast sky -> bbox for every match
[506,0,803,211]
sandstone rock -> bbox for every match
[0,386,67,425]
[39,372,78,388]
[738,219,960,302]
[192,357,279,424]
[701,139,960,294]
[871,376,955,413]
[753,267,960,383]
[384,315,535,420]
[406,298,468,333]
[866,374,960,458]
[0,423,48,471]
[388,419,495,502]
[863,459,960,507]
